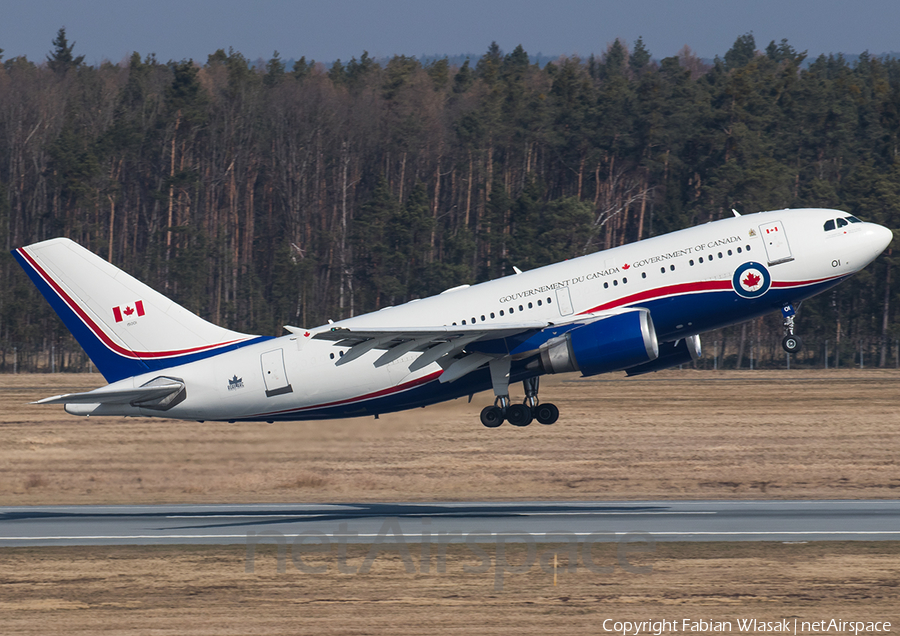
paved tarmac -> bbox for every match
[2,500,900,546]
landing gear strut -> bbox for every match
[480,363,559,428]
[781,304,803,354]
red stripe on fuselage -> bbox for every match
[16,247,248,360]
[578,279,733,315]
[578,274,845,315]
[771,275,841,288]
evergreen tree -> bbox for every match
[452,59,474,93]
[47,27,84,75]
[724,33,756,70]
[292,56,313,80]
[629,37,651,75]
[264,51,285,87]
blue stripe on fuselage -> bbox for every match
[240,276,845,422]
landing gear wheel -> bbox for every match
[782,335,802,354]
[480,405,504,428]
[534,403,560,425]
[506,403,533,427]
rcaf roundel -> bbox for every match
[732,262,771,299]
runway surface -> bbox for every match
[3,500,900,546]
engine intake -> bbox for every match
[539,309,659,377]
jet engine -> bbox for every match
[538,309,659,377]
[625,335,701,376]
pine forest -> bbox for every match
[2,31,900,372]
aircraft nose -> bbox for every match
[870,223,893,254]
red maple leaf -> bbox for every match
[742,272,761,289]
[304,331,311,337]
[123,306,134,316]
[621,263,630,270]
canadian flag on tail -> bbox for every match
[112,300,145,323]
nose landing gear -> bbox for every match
[781,303,803,354]
[480,369,559,428]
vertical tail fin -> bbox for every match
[14,238,265,382]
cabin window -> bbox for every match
[490,312,495,319]
[737,247,742,253]
[339,351,344,357]
[660,267,666,274]
[452,322,457,325]
[499,310,504,316]
[604,282,609,289]
[547,297,552,304]
[528,302,533,309]
[480,315,486,322]
[718,252,723,258]
[537,300,542,306]
[613,279,618,286]
[622,277,627,284]
[471,317,476,323]
[689,259,694,266]
[641,272,647,279]
[330,353,334,359]
[519,305,524,311]
[727,249,732,256]
[699,256,704,263]
[746,245,751,251]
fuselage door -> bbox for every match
[555,286,574,316]
[260,349,293,397]
[759,221,794,265]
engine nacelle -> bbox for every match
[626,335,701,376]
[539,309,659,377]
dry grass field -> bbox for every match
[1,542,898,635]
[1,369,899,504]
[2,370,900,634]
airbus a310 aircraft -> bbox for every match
[14,207,892,428]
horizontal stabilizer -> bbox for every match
[34,381,184,406]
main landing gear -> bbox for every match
[780,303,803,354]
[480,362,559,428]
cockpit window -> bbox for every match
[825,216,862,231]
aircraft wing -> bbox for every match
[287,309,635,381]
[34,380,185,405]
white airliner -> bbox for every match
[14,208,892,427]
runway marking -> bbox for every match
[159,515,327,519]
[163,511,717,519]
[5,530,900,542]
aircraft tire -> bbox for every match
[535,403,560,425]
[506,403,533,427]
[480,406,504,428]
[782,335,802,354]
